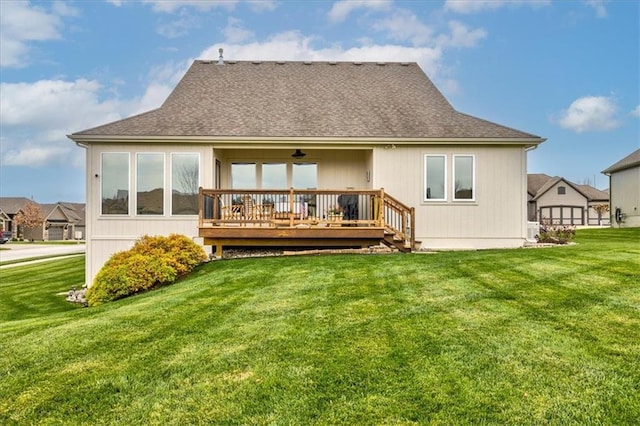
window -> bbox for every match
[558,186,566,195]
[231,163,256,189]
[292,163,317,188]
[172,153,199,215]
[137,153,164,215]
[424,155,446,201]
[453,155,475,201]
[101,153,129,215]
[262,163,287,189]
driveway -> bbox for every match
[0,243,86,263]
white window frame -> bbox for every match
[100,152,130,216]
[170,152,201,216]
[424,154,447,202]
[452,154,476,202]
[136,152,165,216]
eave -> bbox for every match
[68,134,546,149]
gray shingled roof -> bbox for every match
[0,197,31,215]
[527,174,609,201]
[575,184,609,201]
[602,148,640,174]
[71,61,542,141]
[527,173,554,196]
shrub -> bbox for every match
[86,234,207,306]
[536,221,576,244]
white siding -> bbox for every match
[609,166,640,228]
[85,143,213,286]
[373,145,529,249]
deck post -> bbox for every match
[198,187,203,227]
[289,187,295,227]
[379,188,385,227]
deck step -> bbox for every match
[381,234,412,253]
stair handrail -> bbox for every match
[379,189,415,250]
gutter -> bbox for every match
[68,134,547,147]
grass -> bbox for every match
[1,228,638,425]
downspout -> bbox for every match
[74,140,91,286]
[524,143,542,240]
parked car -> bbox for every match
[0,231,12,244]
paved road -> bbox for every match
[0,243,86,263]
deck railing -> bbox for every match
[198,188,415,248]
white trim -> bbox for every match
[424,154,447,202]
[170,152,201,216]
[70,134,546,147]
[136,152,165,216]
[452,154,476,202]
[100,152,130,216]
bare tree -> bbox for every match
[592,203,610,225]
[177,163,199,195]
[14,201,45,241]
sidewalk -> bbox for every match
[0,243,86,268]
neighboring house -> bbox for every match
[0,198,86,240]
[0,209,11,236]
[527,174,610,226]
[69,58,545,286]
[39,203,86,241]
[0,197,30,239]
[602,148,640,228]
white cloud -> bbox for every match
[0,79,125,167]
[156,13,199,38]
[371,9,434,46]
[142,0,238,13]
[585,0,607,18]
[202,31,443,80]
[0,0,77,68]
[246,0,277,12]
[444,0,551,14]
[557,96,621,132]
[437,21,487,48]
[223,17,254,44]
[328,0,391,23]
[631,105,640,118]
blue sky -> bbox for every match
[1,0,638,203]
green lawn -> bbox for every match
[1,228,639,425]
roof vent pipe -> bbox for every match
[217,48,224,65]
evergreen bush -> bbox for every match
[86,234,207,306]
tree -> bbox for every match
[14,201,45,241]
[592,203,610,226]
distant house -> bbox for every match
[602,148,640,228]
[527,174,609,226]
[0,197,31,239]
[0,198,85,240]
[69,58,545,286]
[39,203,86,240]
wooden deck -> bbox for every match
[198,188,414,257]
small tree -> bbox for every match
[14,201,45,241]
[592,203,610,225]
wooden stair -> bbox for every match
[382,229,412,252]
[378,192,416,253]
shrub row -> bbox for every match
[86,234,208,306]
